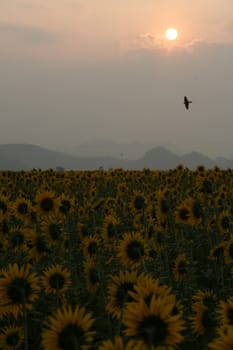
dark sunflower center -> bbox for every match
[225,307,233,325]
[49,273,65,290]
[80,225,89,237]
[203,296,216,309]
[178,208,190,220]
[213,246,224,258]
[49,224,62,240]
[8,278,32,303]
[148,249,157,259]
[126,240,144,261]
[160,198,169,214]
[156,232,164,244]
[88,242,97,256]
[115,282,134,308]
[10,232,24,247]
[138,315,168,347]
[0,200,7,214]
[6,331,20,346]
[60,200,71,214]
[58,324,84,350]
[221,216,230,229]
[192,201,202,219]
[90,267,100,284]
[36,236,49,253]
[201,180,212,194]
[178,261,186,275]
[134,196,146,210]
[229,243,233,259]
[17,203,28,215]
[107,223,117,238]
[147,226,154,239]
[217,198,223,206]
[40,198,54,212]
[202,309,216,329]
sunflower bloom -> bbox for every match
[0,263,40,317]
[217,297,233,327]
[41,264,72,297]
[98,336,137,350]
[117,232,148,269]
[106,270,139,319]
[0,325,24,350]
[83,258,100,294]
[173,253,188,282]
[41,305,95,350]
[123,295,185,349]
[35,191,59,217]
[208,325,233,350]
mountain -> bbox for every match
[0,143,233,170]
[65,139,181,160]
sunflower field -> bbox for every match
[0,165,233,349]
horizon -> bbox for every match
[0,139,233,160]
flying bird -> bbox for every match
[184,96,192,110]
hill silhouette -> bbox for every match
[0,143,232,170]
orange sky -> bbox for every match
[1,0,233,60]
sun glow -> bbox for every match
[166,28,178,41]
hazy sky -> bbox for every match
[1,0,233,157]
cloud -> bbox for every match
[120,32,207,55]
[0,22,60,44]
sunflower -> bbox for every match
[57,194,75,216]
[190,290,218,336]
[123,294,185,350]
[41,264,72,297]
[0,325,24,350]
[174,196,203,226]
[214,195,225,208]
[130,191,147,213]
[224,235,233,264]
[6,227,30,253]
[209,241,226,261]
[117,232,147,269]
[41,305,95,350]
[208,326,233,350]
[81,235,101,259]
[35,191,59,217]
[217,297,233,327]
[128,274,172,305]
[10,197,33,223]
[101,215,120,245]
[192,289,217,310]
[0,194,11,219]
[173,253,188,282]
[218,211,232,236]
[190,304,218,335]
[97,336,137,350]
[83,258,100,294]
[0,233,7,254]
[40,215,66,246]
[174,203,191,224]
[186,197,203,225]
[27,230,50,262]
[155,189,170,218]
[106,270,139,319]
[0,263,40,317]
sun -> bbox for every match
[165,28,178,41]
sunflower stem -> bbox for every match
[138,248,148,274]
[22,289,29,350]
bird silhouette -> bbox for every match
[184,96,192,110]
